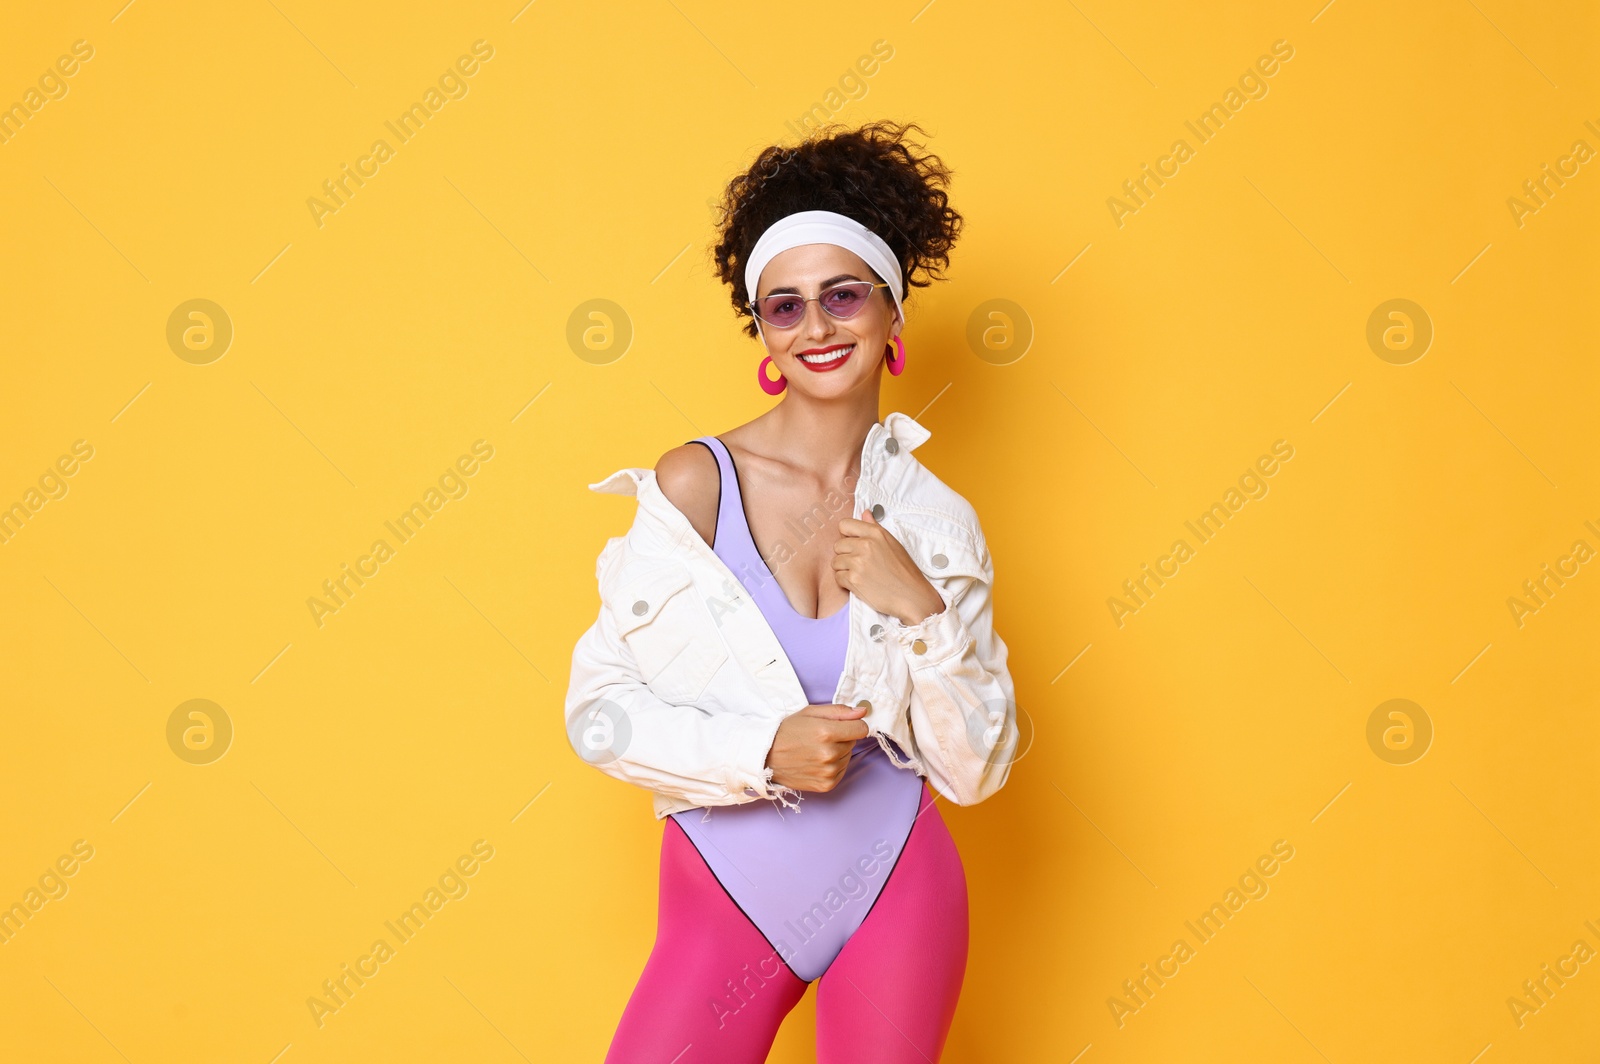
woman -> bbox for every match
[571,121,1015,1062]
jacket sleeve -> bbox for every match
[564,547,804,812]
[882,539,1018,806]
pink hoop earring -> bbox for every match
[758,355,787,395]
[885,334,907,376]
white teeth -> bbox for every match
[798,344,854,364]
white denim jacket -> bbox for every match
[564,410,1018,820]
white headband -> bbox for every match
[743,209,904,328]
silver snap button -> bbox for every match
[931,553,948,569]
[869,623,884,638]
[871,503,885,520]
[632,600,648,616]
[884,437,899,455]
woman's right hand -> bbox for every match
[764,703,871,793]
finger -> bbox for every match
[822,719,871,743]
[816,720,856,743]
[803,702,867,719]
[836,515,880,539]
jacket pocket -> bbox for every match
[889,512,991,591]
[608,562,729,705]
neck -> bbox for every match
[754,389,881,484]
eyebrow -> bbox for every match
[762,273,863,296]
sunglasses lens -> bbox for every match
[820,282,873,318]
[757,295,805,328]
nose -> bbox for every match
[799,298,834,339]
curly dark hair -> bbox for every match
[710,120,963,340]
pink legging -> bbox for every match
[604,782,968,1063]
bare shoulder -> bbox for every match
[654,442,719,549]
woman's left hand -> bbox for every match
[832,508,946,626]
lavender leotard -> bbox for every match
[669,435,924,984]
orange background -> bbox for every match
[1,1,1596,1061]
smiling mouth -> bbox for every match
[797,343,855,366]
